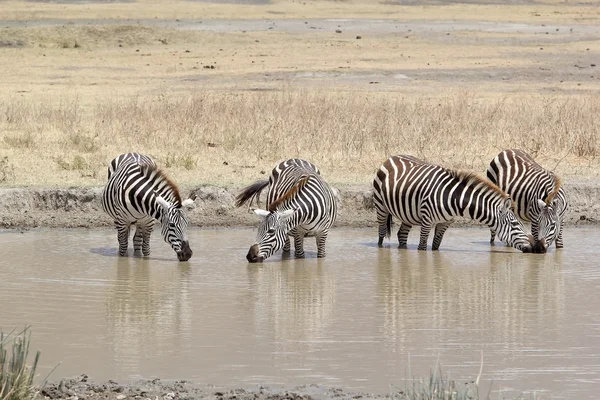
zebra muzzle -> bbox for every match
[246,244,264,263]
[177,241,193,262]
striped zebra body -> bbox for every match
[372,155,537,252]
[236,158,337,262]
[102,153,195,261]
[487,149,568,250]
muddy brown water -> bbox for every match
[1,227,599,399]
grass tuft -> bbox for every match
[0,327,41,400]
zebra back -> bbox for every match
[107,152,156,181]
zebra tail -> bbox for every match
[386,213,392,239]
[235,180,269,208]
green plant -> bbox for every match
[0,327,41,400]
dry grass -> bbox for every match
[1,90,598,187]
[0,0,598,187]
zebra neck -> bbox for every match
[452,188,500,227]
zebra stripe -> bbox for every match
[487,149,568,250]
[101,153,195,261]
[373,155,537,252]
[236,158,337,262]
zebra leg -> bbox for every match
[397,223,412,248]
[283,236,291,252]
[294,232,305,258]
[142,224,154,257]
[555,223,564,248]
[377,211,391,247]
[432,222,452,250]
[133,225,143,255]
[489,228,496,244]
[316,230,329,258]
[417,223,432,251]
[116,222,131,257]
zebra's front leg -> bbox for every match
[555,222,564,248]
[141,224,154,257]
[397,223,412,248]
[133,225,143,256]
[116,222,131,257]
[315,230,329,258]
[283,236,291,252]
[489,228,496,245]
[432,222,452,250]
[294,232,305,259]
[418,223,433,251]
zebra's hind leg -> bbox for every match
[293,232,305,258]
[315,230,329,258]
[432,222,452,250]
[141,224,154,257]
[397,223,412,248]
[377,212,392,247]
[417,223,433,251]
[116,222,131,257]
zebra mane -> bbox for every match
[142,164,183,207]
[268,175,310,212]
[545,175,562,204]
[447,169,509,200]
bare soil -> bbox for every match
[39,375,387,400]
[0,182,597,230]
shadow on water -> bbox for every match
[90,247,183,262]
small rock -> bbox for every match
[335,29,342,33]
[356,35,362,39]
[116,395,126,400]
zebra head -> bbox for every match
[156,195,194,261]
[246,208,295,263]
[531,198,560,252]
[494,198,539,253]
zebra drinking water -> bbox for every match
[372,155,539,253]
[486,149,568,251]
[101,153,196,261]
[235,158,337,263]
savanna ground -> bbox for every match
[2,2,599,398]
[0,0,599,190]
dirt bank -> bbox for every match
[0,182,598,230]
[39,375,391,400]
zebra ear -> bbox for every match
[279,209,295,220]
[537,199,548,209]
[156,195,171,210]
[181,198,195,209]
[253,208,270,218]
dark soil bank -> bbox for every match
[40,375,390,400]
[0,182,598,229]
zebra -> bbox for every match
[101,153,196,261]
[235,158,337,263]
[372,155,539,253]
[486,149,568,251]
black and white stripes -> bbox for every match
[372,155,537,253]
[487,149,568,250]
[101,153,195,261]
[236,158,337,262]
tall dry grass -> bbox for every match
[0,327,40,400]
[0,91,598,186]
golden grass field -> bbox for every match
[0,0,599,187]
